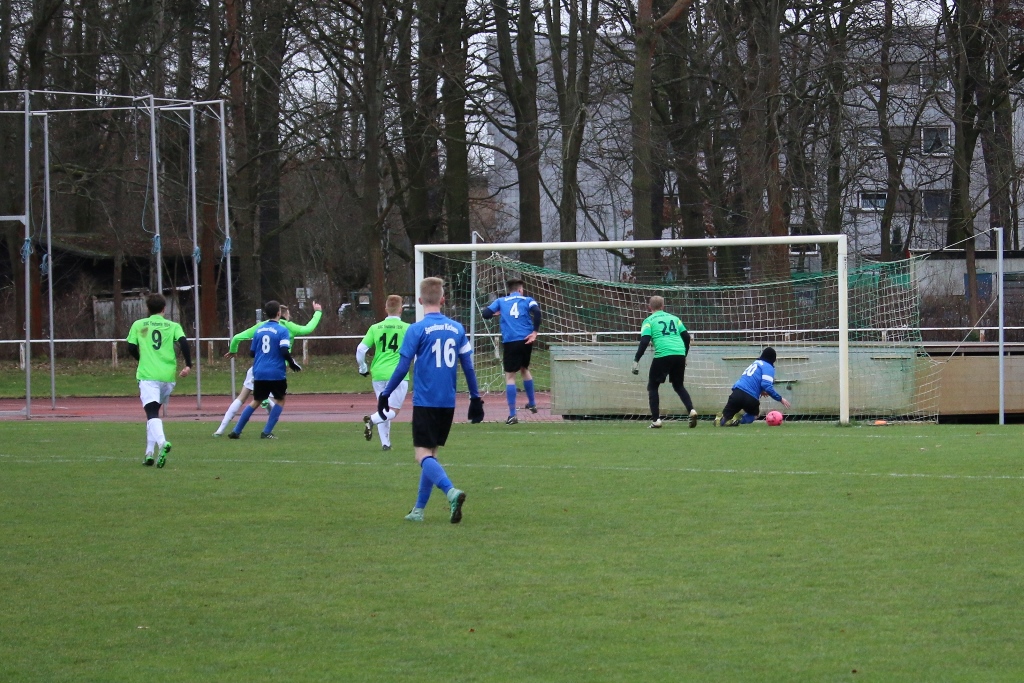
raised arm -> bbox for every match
[284,305,323,337]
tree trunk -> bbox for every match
[252,0,286,302]
[631,0,658,281]
[441,0,471,247]
[492,0,543,266]
[199,0,222,336]
[395,0,442,248]
[363,0,386,319]
[544,0,600,275]
[225,0,258,317]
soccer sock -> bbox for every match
[145,420,156,454]
[648,389,660,420]
[415,468,433,509]
[149,418,167,447]
[234,405,255,434]
[371,408,396,425]
[420,456,453,495]
[674,386,694,413]
[523,379,536,405]
[377,420,391,447]
[264,404,284,434]
[506,384,517,416]
[218,399,242,432]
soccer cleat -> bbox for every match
[714,413,725,427]
[649,419,663,429]
[689,409,698,429]
[143,455,155,466]
[261,399,271,410]
[525,403,538,414]
[382,445,391,452]
[404,508,424,522]
[724,415,741,427]
[505,415,518,425]
[212,431,223,437]
[157,442,171,468]
[447,488,466,524]
[363,415,373,441]
[260,432,277,439]
[228,432,240,439]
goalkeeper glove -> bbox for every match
[288,360,302,372]
[631,361,639,375]
[377,392,391,420]
[468,396,485,424]
[358,362,369,377]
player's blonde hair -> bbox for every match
[648,295,665,311]
[420,277,445,306]
[385,294,404,315]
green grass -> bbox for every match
[0,356,371,398]
[2,421,1024,681]
[0,351,549,398]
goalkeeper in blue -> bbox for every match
[715,347,791,426]
[377,277,484,524]
[481,278,541,424]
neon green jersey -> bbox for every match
[640,310,688,358]
[361,317,410,382]
[126,315,187,382]
[228,310,323,353]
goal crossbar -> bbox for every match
[415,236,850,424]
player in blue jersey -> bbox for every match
[228,301,302,439]
[481,278,541,424]
[377,277,484,524]
[715,347,791,426]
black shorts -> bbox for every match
[502,340,534,373]
[252,379,287,402]
[722,388,760,419]
[648,355,687,391]
[412,406,455,449]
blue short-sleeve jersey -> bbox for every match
[400,312,473,408]
[732,359,783,401]
[251,321,291,381]
[485,293,539,342]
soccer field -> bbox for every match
[2,421,1023,682]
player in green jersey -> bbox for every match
[126,294,192,467]
[631,295,698,429]
[357,295,410,450]
[213,301,322,436]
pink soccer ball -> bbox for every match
[765,410,784,426]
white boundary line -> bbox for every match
[2,453,1021,481]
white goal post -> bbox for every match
[415,235,851,424]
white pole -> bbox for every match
[837,235,850,425]
[188,105,202,409]
[218,101,237,395]
[413,235,838,254]
[415,248,425,321]
[997,226,1005,425]
[149,94,163,294]
[469,232,478,345]
[23,90,31,420]
[43,113,56,410]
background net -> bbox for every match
[434,250,941,424]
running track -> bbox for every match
[0,392,558,423]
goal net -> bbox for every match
[420,239,940,424]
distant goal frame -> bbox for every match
[415,235,852,425]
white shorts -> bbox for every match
[373,380,409,410]
[139,380,175,406]
[243,366,255,391]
